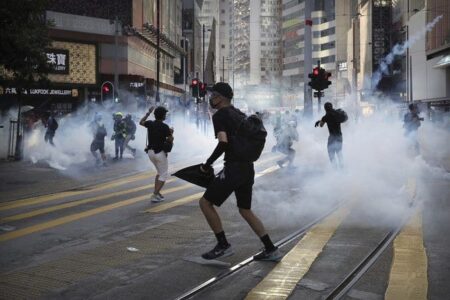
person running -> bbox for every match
[315,102,344,168]
[112,112,126,160]
[140,106,174,203]
[276,120,298,168]
[199,82,282,262]
[90,113,107,166]
[124,114,137,156]
[403,103,424,154]
[44,113,58,146]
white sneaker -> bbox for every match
[157,193,165,201]
[150,194,164,203]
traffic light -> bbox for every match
[191,78,199,98]
[308,67,332,91]
[308,67,320,91]
[101,82,113,101]
[318,69,332,90]
[199,82,207,97]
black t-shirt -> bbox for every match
[212,106,245,162]
[321,110,342,137]
[144,120,171,153]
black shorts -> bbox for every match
[203,161,255,209]
[90,141,105,154]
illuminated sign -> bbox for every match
[130,82,145,88]
[46,49,69,74]
[0,86,77,97]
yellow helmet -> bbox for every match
[115,112,123,117]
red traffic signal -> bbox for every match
[102,85,110,93]
[313,68,319,76]
[199,82,207,97]
[191,79,199,86]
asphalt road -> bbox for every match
[0,151,449,300]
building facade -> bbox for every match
[232,0,282,109]
[41,0,185,110]
[282,0,349,108]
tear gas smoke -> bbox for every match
[371,15,443,89]
[7,88,450,229]
[20,96,216,177]
[251,100,450,228]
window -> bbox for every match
[221,44,225,49]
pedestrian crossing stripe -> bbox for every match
[0,152,276,212]
[0,156,281,242]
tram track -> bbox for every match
[175,201,344,300]
[176,179,419,300]
[324,206,419,299]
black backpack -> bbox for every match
[228,108,267,162]
[335,109,348,123]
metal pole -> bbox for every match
[352,17,358,102]
[183,37,187,104]
[14,94,22,160]
[156,0,161,103]
[222,56,225,81]
[232,4,235,92]
[202,24,205,83]
[114,16,119,102]
[303,0,313,118]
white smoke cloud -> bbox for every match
[252,100,449,228]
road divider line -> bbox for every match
[0,172,152,211]
[144,192,204,213]
[385,211,428,300]
[245,206,350,300]
[0,183,194,242]
[0,179,184,224]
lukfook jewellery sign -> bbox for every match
[46,49,70,74]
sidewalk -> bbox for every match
[0,155,154,202]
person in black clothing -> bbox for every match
[112,112,126,160]
[315,102,344,168]
[90,113,107,166]
[139,106,174,203]
[44,113,58,146]
[124,114,137,156]
[199,82,281,262]
[403,103,424,154]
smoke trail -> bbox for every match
[371,15,443,89]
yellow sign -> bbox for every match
[48,41,96,85]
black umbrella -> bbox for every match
[172,164,215,188]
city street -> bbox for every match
[1,0,450,299]
[1,145,449,299]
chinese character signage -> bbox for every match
[0,86,77,97]
[46,49,69,74]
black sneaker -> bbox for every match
[253,247,282,262]
[202,244,234,260]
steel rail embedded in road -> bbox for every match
[324,188,419,299]
[175,201,343,300]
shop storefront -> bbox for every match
[0,40,97,114]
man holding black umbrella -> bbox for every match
[198,82,281,262]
